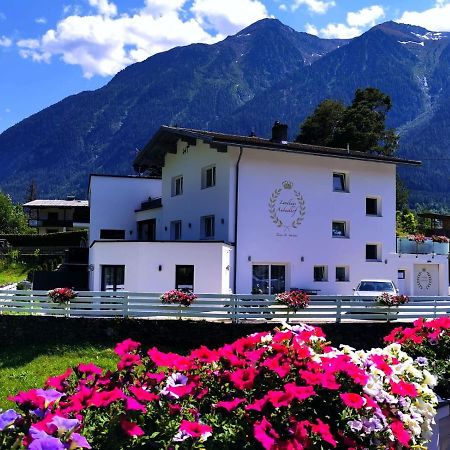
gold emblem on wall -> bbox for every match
[268,180,306,237]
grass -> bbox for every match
[0,263,28,286]
[0,343,118,410]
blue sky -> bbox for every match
[1,0,449,132]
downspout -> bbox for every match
[233,146,243,293]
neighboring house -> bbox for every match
[88,123,449,295]
[23,197,89,235]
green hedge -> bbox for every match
[1,230,87,247]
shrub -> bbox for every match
[275,290,310,311]
[47,287,77,304]
[2,325,438,449]
[376,293,409,307]
[431,235,450,244]
[160,290,196,307]
[384,317,450,399]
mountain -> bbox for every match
[0,19,449,209]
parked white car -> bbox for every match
[353,279,398,297]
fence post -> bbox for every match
[434,298,437,318]
[231,296,238,324]
[123,294,129,319]
[336,298,342,323]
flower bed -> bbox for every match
[160,290,196,307]
[275,290,309,311]
[1,324,439,449]
[376,293,409,307]
[47,287,77,304]
[385,317,450,400]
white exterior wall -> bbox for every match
[160,140,238,242]
[89,176,161,245]
[235,148,398,295]
[90,241,234,293]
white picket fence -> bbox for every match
[0,290,449,323]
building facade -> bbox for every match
[88,125,449,295]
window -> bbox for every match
[171,175,183,196]
[398,270,406,280]
[47,212,59,221]
[138,219,156,241]
[202,165,216,189]
[170,220,182,240]
[335,266,349,282]
[175,265,194,291]
[366,197,380,216]
[314,266,328,282]
[333,172,347,192]
[101,265,125,291]
[201,215,215,239]
[100,229,125,239]
[332,221,348,238]
[366,244,381,261]
[252,265,286,294]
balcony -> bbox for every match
[397,237,449,255]
[29,219,74,228]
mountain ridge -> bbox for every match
[0,19,449,208]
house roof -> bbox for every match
[133,125,422,171]
[23,199,89,208]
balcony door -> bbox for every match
[138,219,156,241]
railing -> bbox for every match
[0,291,449,323]
[397,237,449,255]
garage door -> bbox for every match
[413,265,439,296]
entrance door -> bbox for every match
[252,265,286,294]
[101,265,125,291]
[397,269,407,294]
[413,264,439,296]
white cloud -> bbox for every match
[319,23,360,39]
[191,0,268,35]
[305,23,319,35]
[0,36,12,47]
[35,17,47,24]
[291,0,335,14]
[17,0,269,78]
[88,0,117,17]
[5,108,11,113]
[279,4,287,11]
[347,5,384,28]
[397,3,450,31]
[310,4,385,39]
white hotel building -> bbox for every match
[88,124,449,296]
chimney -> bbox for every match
[271,121,288,143]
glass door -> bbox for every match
[101,265,125,291]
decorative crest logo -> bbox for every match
[268,180,306,236]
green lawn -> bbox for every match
[0,343,118,410]
[0,264,28,286]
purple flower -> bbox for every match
[70,433,92,449]
[161,372,189,399]
[29,436,65,450]
[49,416,79,434]
[348,420,363,431]
[415,356,428,366]
[0,409,20,431]
[362,417,384,432]
[30,426,49,440]
[36,389,64,405]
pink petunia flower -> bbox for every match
[340,393,366,409]
[120,417,145,437]
[179,420,212,439]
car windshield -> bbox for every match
[357,281,394,292]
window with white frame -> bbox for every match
[366,243,381,261]
[366,197,381,216]
[252,264,286,294]
[335,266,349,282]
[332,221,349,238]
[171,175,183,196]
[333,172,348,192]
[201,165,216,189]
[170,220,182,240]
[200,215,215,239]
[314,265,328,282]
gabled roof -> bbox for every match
[23,199,89,208]
[133,125,421,170]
